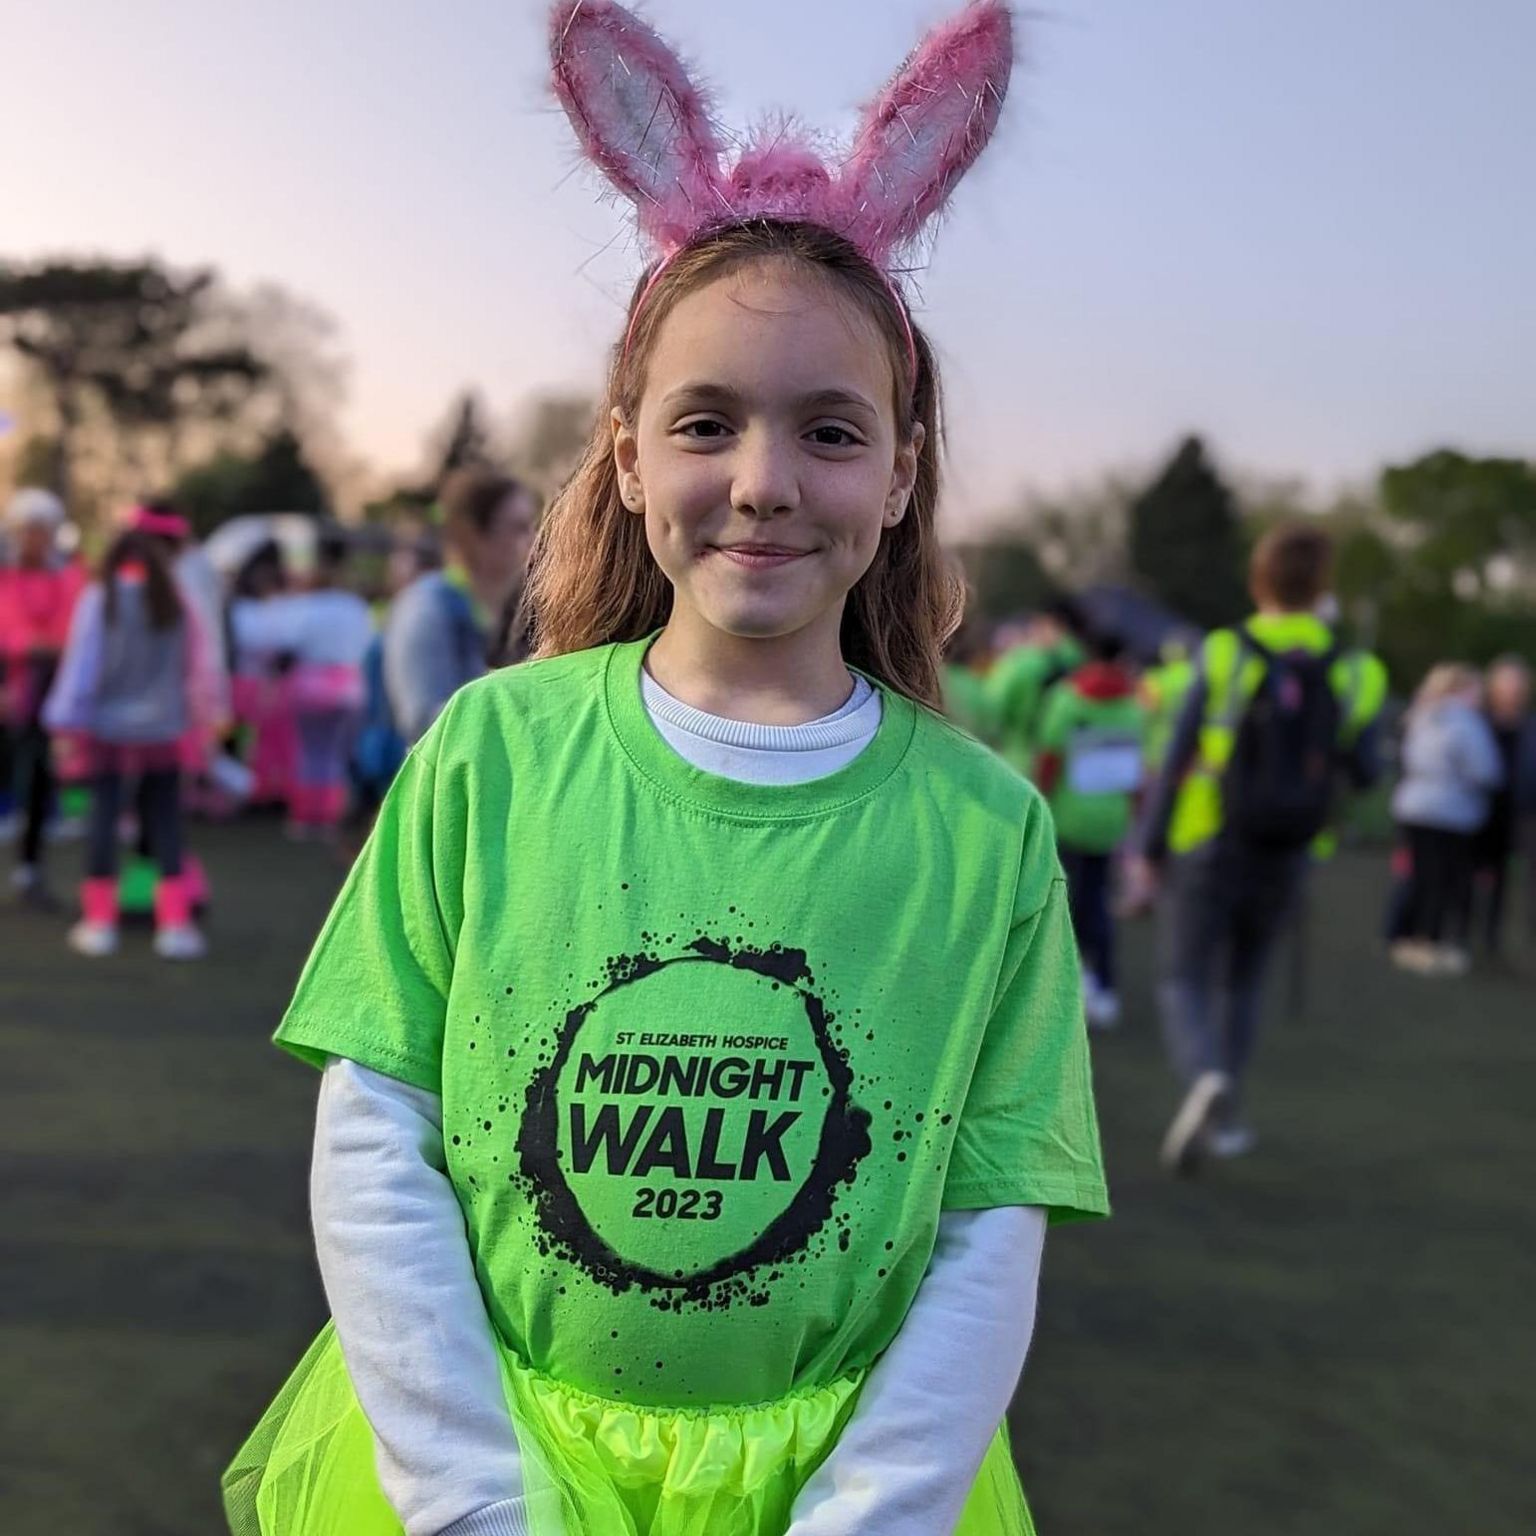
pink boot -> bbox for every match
[154,876,207,960]
[70,878,120,957]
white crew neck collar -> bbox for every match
[641,666,878,753]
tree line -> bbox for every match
[4,255,1532,688]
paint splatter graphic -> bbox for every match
[514,933,872,1311]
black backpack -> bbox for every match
[1220,631,1344,849]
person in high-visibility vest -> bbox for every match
[1141,639,1196,775]
[1126,523,1387,1175]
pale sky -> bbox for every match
[4,0,1533,527]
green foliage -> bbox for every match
[171,429,329,537]
[12,433,59,489]
[949,538,1057,627]
[1379,450,1536,599]
[1327,450,1536,688]
[1129,436,1249,629]
[0,259,269,498]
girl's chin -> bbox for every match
[691,602,835,643]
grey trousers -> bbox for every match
[1157,838,1307,1111]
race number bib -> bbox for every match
[1066,730,1143,795]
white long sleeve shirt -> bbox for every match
[314,667,1047,1536]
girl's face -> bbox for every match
[612,261,922,649]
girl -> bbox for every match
[224,5,1108,1535]
[44,506,223,959]
[1032,628,1146,1031]
[1390,663,1504,976]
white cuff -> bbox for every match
[436,1497,531,1536]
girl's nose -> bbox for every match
[729,431,800,519]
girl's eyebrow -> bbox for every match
[660,383,879,417]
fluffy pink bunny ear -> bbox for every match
[836,0,1015,264]
[551,0,729,252]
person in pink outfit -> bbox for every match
[44,506,224,960]
[228,540,298,809]
[233,532,372,839]
[0,488,87,903]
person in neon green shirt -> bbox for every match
[1127,523,1385,1175]
[223,107,1108,1536]
[942,610,999,740]
[984,601,1086,771]
[1033,632,1147,1030]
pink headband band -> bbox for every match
[128,507,191,541]
[621,237,921,388]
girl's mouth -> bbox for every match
[712,545,809,570]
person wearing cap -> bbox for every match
[0,487,87,902]
[43,504,224,959]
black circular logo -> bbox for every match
[516,937,871,1307]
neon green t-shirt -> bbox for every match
[275,637,1108,1411]
[1035,680,1147,855]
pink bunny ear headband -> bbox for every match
[550,0,1015,374]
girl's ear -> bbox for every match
[885,422,926,527]
[834,0,1015,265]
[551,0,729,254]
[610,408,645,514]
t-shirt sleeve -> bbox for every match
[274,733,466,1091]
[943,803,1110,1223]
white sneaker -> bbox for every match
[154,924,208,961]
[1390,940,1439,974]
[1206,1124,1258,1160]
[1161,1070,1232,1175]
[1086,987,1121,1032]
[68,920,119,958]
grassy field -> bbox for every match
[2,825,1532,1534]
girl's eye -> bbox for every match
[676,418,731,440]
[808,425,861,448]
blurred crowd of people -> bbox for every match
[0,468,536,961]
[943,522,1536,1173]
[2,485,1532,1170]
[1386,657,1535,973]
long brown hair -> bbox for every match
[102,530,183,631]
[523,219,963,708]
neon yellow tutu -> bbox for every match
[223,1323,1036,1536]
